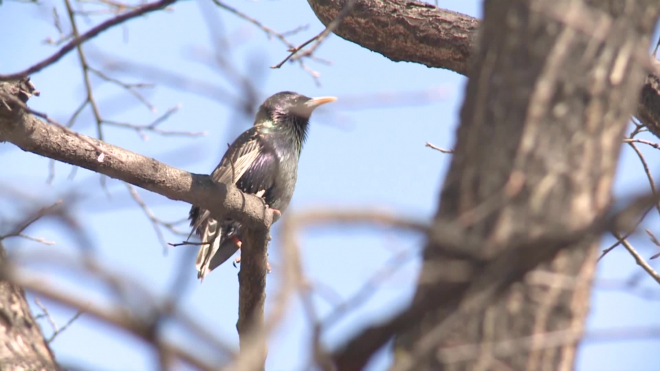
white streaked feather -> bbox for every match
[194,133,263,280]
[196,218,223,282]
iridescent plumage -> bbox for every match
[188,92,337,281]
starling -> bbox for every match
[188,91,337,281]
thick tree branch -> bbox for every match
[0,79,275,354]
[307,0,477,75]
[305,0,660,137]
[0,81,276,234]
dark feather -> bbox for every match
[188,91,336,281]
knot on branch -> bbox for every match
[16,77,40,103]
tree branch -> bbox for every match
[305,0,660,136]
[0,81,275,233]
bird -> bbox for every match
[188,91,337,282]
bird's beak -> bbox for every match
[305,96,338,109]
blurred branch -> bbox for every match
[103,105,206,140]
[89,67,157,112]
[647,229,660,259]
[425,142,453,154]
[4,265,220,370]
[34,297,83,344]
[212,0,327,84]
[434,325,660,364]
[125,183,189,254]
[0,201,63,243]
[330,192,660,370]
[0,0,177,81]
[612,232,660,285]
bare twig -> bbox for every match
[289,0,357,64]
[89,67,157,113]
[64,0,104,140]
[426,142,454,153]
[104,105,206,140]
[0,201,63,242]
[0,0,178,81]
[612,232,660,285]
[211,0,326,83]
[271,34,319,69]
[627,141,660,215]
[624,138,660,150]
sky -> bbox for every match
[1,0,659,370]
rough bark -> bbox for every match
[388,1,659,371]
[0,242,58,370]
[306,0,660,138]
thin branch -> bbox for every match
[612,232,660,285]
[211,0,326,83]
[624,138,660,150]
[0,0,177,81]
[290,0,357,63]
[647,230,660,259]
[103,105,206,140]
[425,142,454,153]
[125,183,188,254]
[271,34,319,69]
[64,0,104,140]
[0,201,63,242]
[89,67,157,113]
[17,234,55,246]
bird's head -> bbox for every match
[254,92,337,142]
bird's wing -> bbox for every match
[189,127,280,281]
[189,128,265,238]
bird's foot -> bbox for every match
[231,236,243,248]
[271,208,281,222]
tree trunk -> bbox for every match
[0,242,58,370]
[393,1,660,370]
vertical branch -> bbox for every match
[63,0,105,140]
[236,229,270,370]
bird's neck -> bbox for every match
[258,117,309,155]
[286,116,309,155]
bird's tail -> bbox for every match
[195,218,222,282]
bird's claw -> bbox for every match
[271,208,281,222]
[232,255,272,274]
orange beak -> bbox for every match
[305,96,338,108]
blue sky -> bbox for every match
[1,0,659,370]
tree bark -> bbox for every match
[0,242,58,370]
[306,0,660,138]
[389,1,660,370]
